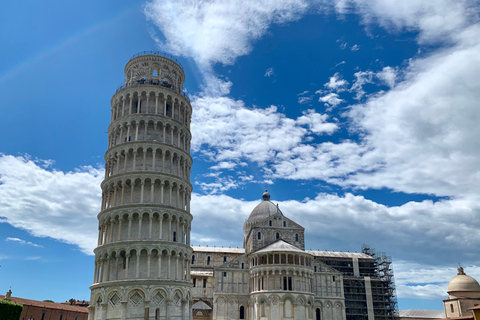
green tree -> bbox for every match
[0,300,23,320]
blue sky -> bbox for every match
[1,0,480,311]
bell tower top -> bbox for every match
[124,51,186,91]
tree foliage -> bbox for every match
[0,300,23,320]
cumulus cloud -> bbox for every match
[144,0,309,67]
[5,237,43,248]
[191,96,338,165]
[318,92,345,109]
[323,72,349,92]
[0,154,102,255]
[344,37,480,197]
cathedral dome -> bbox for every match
[247,190,283,223]
[448,266,480,295]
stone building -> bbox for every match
[1,291,88,320]
[89,52,397,320]
[190,191,397,320]
[89,51,193,320]
[443,266,480,319]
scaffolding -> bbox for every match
[362,244,398,320]
[315,245,398,320]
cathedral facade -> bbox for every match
[88,52,397,320]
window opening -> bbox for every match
[203,279,207,288]
[173,231,176,242]
[223,256,227,263]
[269,220,272,226]
[191,255,195,264]
[276,233,280,239]
[295,234,299,241]
[193,278,196,287]
[283,221,286,227]
[258,232,261,240]
[240,306,245,319]
[207,256,210,265]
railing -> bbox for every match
[115,79,190,101]
[130,51,183,67]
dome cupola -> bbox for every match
[246,190,282,224]
[448,266,480,298]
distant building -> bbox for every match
[397,309,445,320]
[1,292,88,320]
[442,266,480,319]
[398,266,480,320]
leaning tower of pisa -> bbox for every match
[88,51,193,320]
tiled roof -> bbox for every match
[0,295,88,313]
[397,309,445,318]
[192,246,245,253]
[255,240,306,254]
[306,250,374,259]
[191,270,214,276]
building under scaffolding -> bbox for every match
[311,245,398,320]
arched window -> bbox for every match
[153,70,158,77]
[258,232,261,240]
[283,221,286,227]
[295,234,299,241]
[155,308,160,320]
[316,308,321,320]
[173,231,177,242]
[207,256,210,265]
[276,233,280,239]
[269,220,272,226]
[191,255,195,264]
[240,306,245,319]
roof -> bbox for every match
[191,270,214,277]
[192,300,212,310]
[448,274,480,293]
[192,246,245,254]
[246,191,283,223]
[254,239,306,254]
[0,295,89,313]
[306,250,374,259]
[398,309,445,319]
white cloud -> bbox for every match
[344,35,480,197]
[323,72,349,92]
[376,66,397,87]
[0,154,102,255]
[350,44,359,51]
[350,70,375,99]
[298,90,313,104]
[264,67,275,77]
[5,237,43,248]
[337,0,479,45]
[144,0,309,67]
[191,95,338,165]
[318,92,345,109]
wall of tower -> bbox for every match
[90,52,193,320]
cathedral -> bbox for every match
[88,52,397,320]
